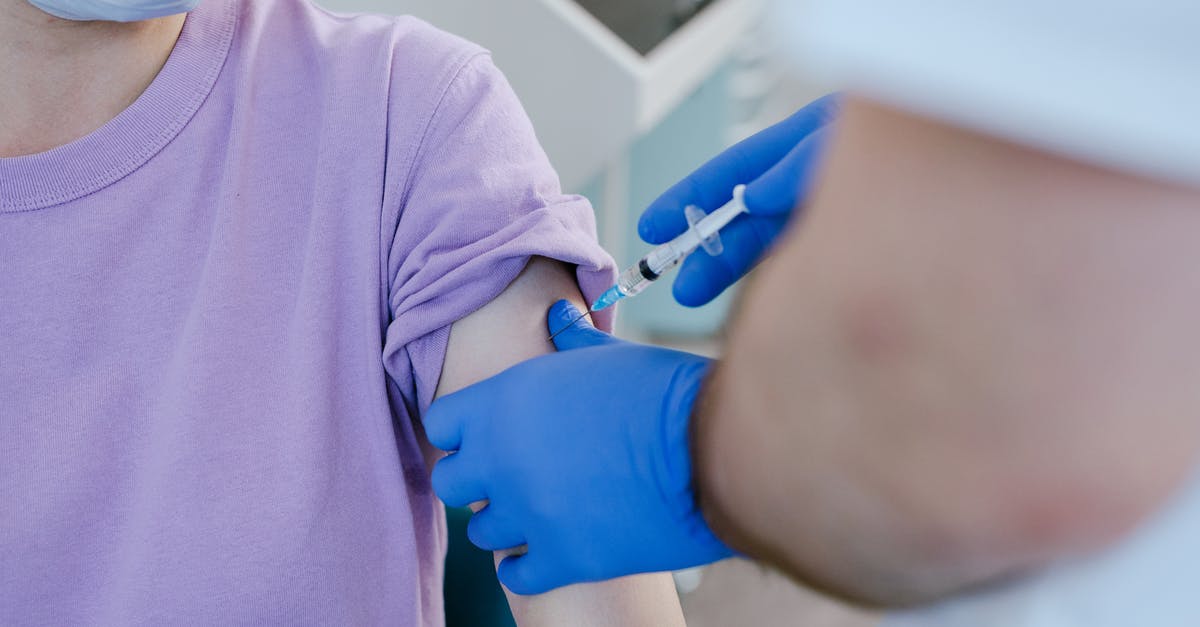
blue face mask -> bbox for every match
[27,0,200,22]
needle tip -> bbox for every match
[547,309,591,342]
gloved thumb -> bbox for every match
[497,552,556,596]
[547,300,618,352]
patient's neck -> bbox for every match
[0,0,185,157]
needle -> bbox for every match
[547,308,592,342]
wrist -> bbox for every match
[661,356,733,559]
[686,361,743,559]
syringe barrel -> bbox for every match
[615,246,683,298]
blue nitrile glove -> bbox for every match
[639,94,839,307]
[425,300,733,595]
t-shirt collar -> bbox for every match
[0,0,237,213]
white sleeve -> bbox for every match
[775,0,1200,185]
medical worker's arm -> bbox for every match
[694,98,1200,606]
[436,256,686,626]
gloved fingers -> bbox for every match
[672,214,787,307]
[497,551,558,596]
[423,392,472,452]
[743,125,832,216]
[548,300,618,352]
[467,505,527,552]
[640,174,737,246]
[639,93,841,244]
[430,453,488,509]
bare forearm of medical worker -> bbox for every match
[436,256,685,626]
[693,98,1200,607]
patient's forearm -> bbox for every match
[692,99,1200,606]
[492,545,682,627]
[438,256,685,626]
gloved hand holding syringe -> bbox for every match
[549,184,750,340]
[428,96,837,595]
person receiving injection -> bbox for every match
[0,0,686,623]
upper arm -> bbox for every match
[696,97,1200,604]
[436,256,585,398]
[435,256,685,626]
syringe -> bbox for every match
[549,184,749,341]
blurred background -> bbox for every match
[315,0,872,624]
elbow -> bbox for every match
[810,479,1152,609]
[695,250,1189,609]
[816,289,1164,606]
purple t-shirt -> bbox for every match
[0,0,615,624]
